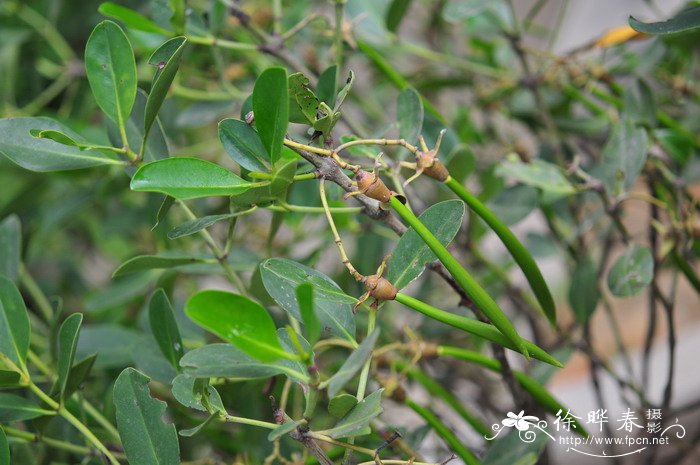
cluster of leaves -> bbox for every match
[0,1,699,465]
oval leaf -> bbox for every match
[260,258,356,341]
[145,37,188,139]
[185,290,290,362]
[568,257,599,323]
[0,394,54,422]
[57,313,83,401]
[130,158,255,199]
[327,329,379,398]
[149,289,184,371]
[113,368,180,465]
[296,283,320,345]
[0,277,30,370]
[0,117,122,171]
[607,245,654,297]
[98,2,172,34]
[252,67,289,163]
[387,200,465,290]
[219,118,271,172]
[85,20,137,129]
[317,389,384,439]
[397,87,423,144]
[630,6,700,35]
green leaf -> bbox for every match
[328,393,358,418]
[171,374,224,413]
[57,313,83,401]
[0,425,8,465]
[149,289,184,371]
[168,213,239,239]
[629,6,700,35]
[260,258,356,341]
[178,414,216,437]
[316,65,338,108]
[185,290,291,362]
[179,343,309,383]
[607,245,654,297]
[108,89,169,162]
[0,215,20,283]
[387,200,464,290]
[252,67,289,163]
[495,154,575,196]
[62,354,97,399]
[77,325,141,368]
[599,120,649,195]
[0,277,30,370]
[334,70,355,112]
[0,394,55,422]
[386,0,412,32]
[481,430,547,465]
[569,258,599,323]
[623,79,656,127]
[29,129,81,148]
[397,87,423,144]
[327,329,379,398]
[168,0,186,34]
[85,20,137,130]
[113,254,206,277]
[0,370,22,388]
[218,118,271,172]
[442,0,493,23]
[99,2,171,34]
[113,368,180,465]
[0,117,121,171]
[318,389,383,439]
[130,158,255,200]
[231,154,297,206]
[296,283,320,345]
[288,72,319,124]
[268,420,303,441]
[145,37,187,141]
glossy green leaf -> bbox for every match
[630,6,700,35]
[0,277,30,370]
[0,215,20,283]
[179,343,309,382]
[397,87,423,144]
[0,394,54,422]
[569,257,599,323]
[288,72,319,124]
[113,254,206,277]
[495,154,575,195]
[328,393,358,418]
[130,158,255,200]
[76,325,141,368]
[318,389,383,439]
[0,117,121,171]
[168,213,239,239]
[29,129,80,148]
[62,354,97,399]
[387,200,464,290]
[145,37,187,141]
[113,368,180,465]
[231,154,297,207]
[296,283,320,345]
[185,290,291,362]
[219,118,271,172]
[386,0,412,32]
[85,20,137,129]
[268,420,303,441]
[252,67,289,163]
[260,258,356,341]
[599,120,648,195]
[607,245,654,297]
[132,336,177,384]
[171,374,224,413]
[327,329,379,398]
[57,313,83,401]
[99,2,171,34]
[149,289,184,371]
[0,425,8,465]
[154,196,175,230]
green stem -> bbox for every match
[334,0,345,74]
[437,345,588,436]
[223,414,278,429]
[28,382,121,465]
[388,196,529,358]
[404,399,481,465]
[2,425,126,458]
[269,202,363,214]
[186,35,258,51]
[445,176,556,324]
[19,264,54,322]
[394,292,560,367]
[15,4,75,63]
[20,73,72,116]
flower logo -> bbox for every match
[502,410,540,431]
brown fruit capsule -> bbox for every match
[364,274,398,301]
[356,169,392,203]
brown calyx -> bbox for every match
[355,169,392,203]
[364,274,398,302]
[416,150,448,182]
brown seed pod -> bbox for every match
[418,152,449,182]
[355,169,393,203]
[364,274,398,301]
